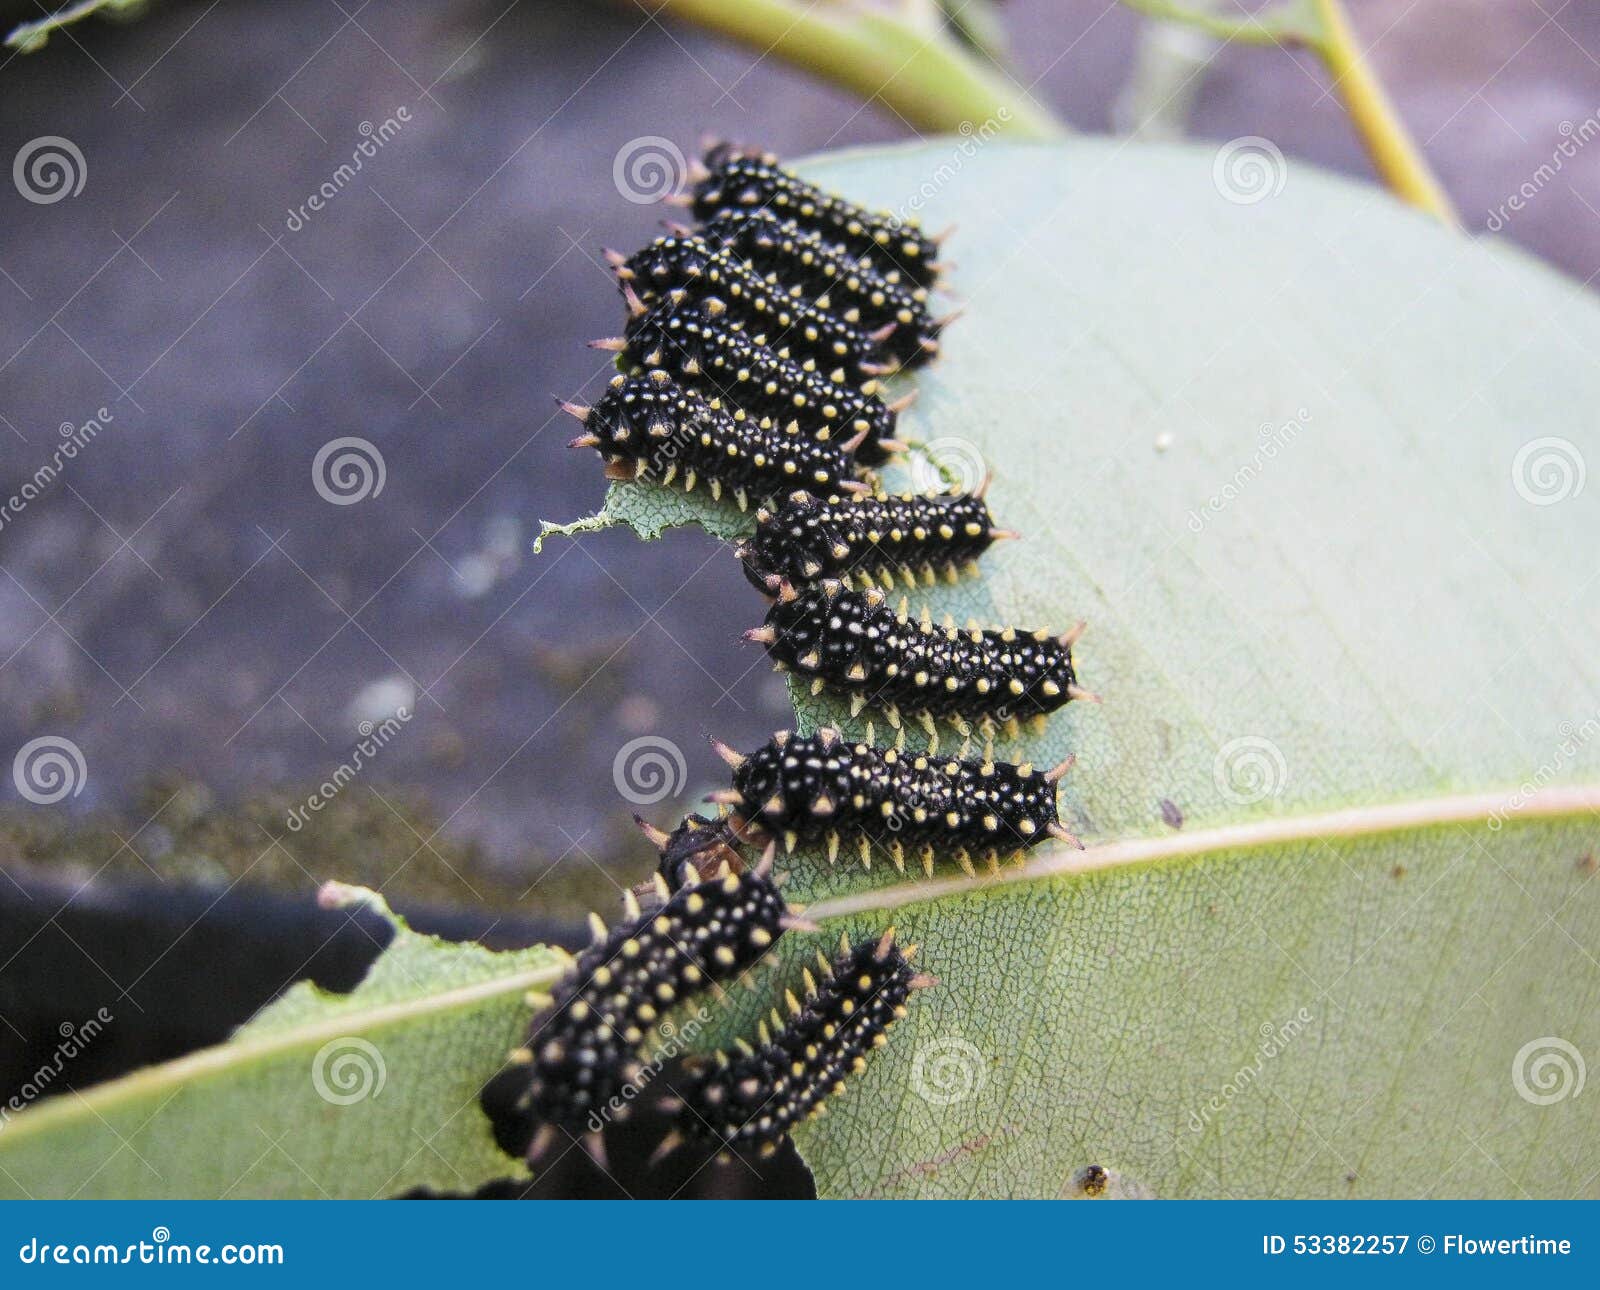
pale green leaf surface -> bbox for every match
[560,140,1600,1197]
[0,886,568,1198]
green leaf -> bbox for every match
[0,884,568,1198]
[555,139,1600,1197]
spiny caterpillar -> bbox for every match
[594,294,908,467]
[690,208,945,367]
[656,928,932,1163]
[737,487,1013,593]
[511,858,789,1161]
[563,370,870,508]
[607,236,896,381]
[708,728,1079,874]
[746,580,1094,732]
[685,144,942,288]
[634,812,744,895]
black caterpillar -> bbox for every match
[609,236,896,381]
[687,144,941,288]
[690,208,943,367]
[710,728,1078,874]
[635,811,745,896]
[656,928,932,1162]
[595,294,907,467]
[737,488,1012,593]
[746,580,1092,730]
[510,860,788,1159]
[564,370,869,507]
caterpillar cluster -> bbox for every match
[692,209,944,367]
[599,293,908,467]
[656,928,932,1162]
[612,220,943,370]
[687,144,942,287]
[564,370,868,509]
[508,859,789,1162]
[568,142,948,503]
[748,580,1091,739]
[611,235,895,382]
[737,487,1012,592]
[535,142,1104,1175]
[710,727,1078,875]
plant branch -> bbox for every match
[6,0,139,52]
[1309,0,1458,226]
[1117,0,1319,46]
[622,0,1063,139]
[1115,0,1458,226]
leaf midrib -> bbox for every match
[0,958,567,1147]
[804,782,1600,920]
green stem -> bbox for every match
[7,0,131,51]
[1310,0,1459,226]
[623,0,1063,139]
[1116,0,1457,226]
[1117,0,1318,46]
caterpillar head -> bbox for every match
[568,372,703,466]
[724,729,854,832]
[738,490,830,591]
[615,234,714,297]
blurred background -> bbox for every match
[1,0,1597,1195]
